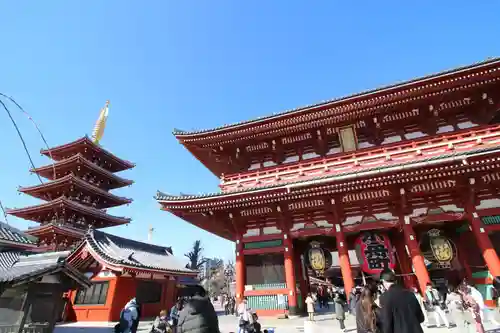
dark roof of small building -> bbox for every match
[71,229,196,276]
[0,221,37,246]
[0,250,91,288]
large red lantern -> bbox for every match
[354,232,395,275]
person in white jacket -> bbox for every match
[237,298,252,333]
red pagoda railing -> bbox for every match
[221,124,500,191]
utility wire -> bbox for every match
[0,93,56,180]
[0,99,44,184]
[0,199,8,224]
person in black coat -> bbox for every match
[379,270,424,333]
[177,286,220,333]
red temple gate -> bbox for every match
[158,58,500,314]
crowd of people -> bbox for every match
[305,271,500,333]
[114,285,221,333]
[111,273,500,333]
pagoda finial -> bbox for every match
[91,100,110,145]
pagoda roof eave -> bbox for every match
[40,136,135,171]
[6,197,131,226]
[25,223,85,238]
[157,145,500,205]
[18,174,133,207]
[173,58,500,140]
[30,153,134,188]
[67,229,197,276]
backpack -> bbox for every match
[114,310,129,333]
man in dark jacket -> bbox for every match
[177,286,220,333]
[379,270,424,333]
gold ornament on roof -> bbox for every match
[91,100,110,144]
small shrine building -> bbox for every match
[65,228,197,321]
[6,102,197,321]
[158,58,500,315]
[0,221,91,332]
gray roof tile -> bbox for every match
[0,250,90,288]
[0,251,22,269]
[84,229,196,275]
[0,221,37,245]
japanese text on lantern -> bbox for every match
[355,232,395,275]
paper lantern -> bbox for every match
[355,232,395,275]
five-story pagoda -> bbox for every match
[6,101,135,251]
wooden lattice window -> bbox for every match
[74,282,109,305]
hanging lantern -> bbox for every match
[419,229,456,270]
[355,232,395,275]
[305,241,332,276]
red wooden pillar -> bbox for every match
[283,234,298,315]
[235,237,246,305]
[295,247,309,307]
[392,231,417,289]
[401,215,431,294]
[335,224,354,298]
[467,178,500,277]
[457,230,473,281]
[468,211,500,277]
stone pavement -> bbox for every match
[58,301,500,333]
[214,311,500,333]
[132,311,500,333]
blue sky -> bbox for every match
[1,1,500,262]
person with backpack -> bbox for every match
[115,298,140,333]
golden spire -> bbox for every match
[91,100,110,144]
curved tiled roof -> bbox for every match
[41,136,135,172]
[173,57,500,138]
[157,145,500,203]
[0,251,22,269]
[25,223,85,238]
[19,174,133,208]
[6,197,131,226]
[0,250,90,287]
[0,221,37,246]
[30,153,134,189]
[79,229,196,275]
